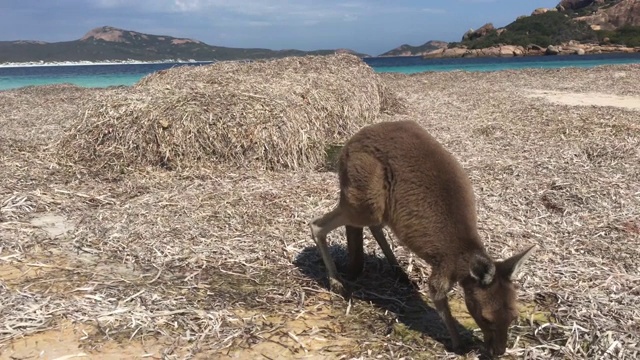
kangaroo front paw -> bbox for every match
[329,277,347,296]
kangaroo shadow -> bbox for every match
[294,243,486,356]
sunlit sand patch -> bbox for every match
[29,212,75,238]
[524,89,640,110]
[0,320,167,360]
[219,307,356,359]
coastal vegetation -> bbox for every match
[449,11,598,49]
[449,12,640,50]
[597,25,640,47]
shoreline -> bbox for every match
[4,48,640,68]
[3,57,640,92]
[376,46,640,59]
[0,59,214,69]
[378,51,640,59]
[423,45,640,59]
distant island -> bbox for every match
[2,0,639,65]
[0,59,216,69]
[379,0,640,58]
[378,41,448,57]
[0,26,369,65]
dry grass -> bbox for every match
[1,62,639,359]
[55,54,404,176]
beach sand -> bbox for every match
[525,89,640,110]
[1,64,638,359]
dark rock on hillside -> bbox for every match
[557,0,600,11]
[462,23,496,41]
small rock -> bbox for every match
[462,23,495,41]
[546,45,561,55]
[443,48,468,58]
[528,44,544,52]
[423,48,446,58]
[532,8,549,16]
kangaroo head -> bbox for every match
[461,245,536,357]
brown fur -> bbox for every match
[309,120,536,357]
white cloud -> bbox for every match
[91,0,444,26]
[95,0,174,11]
[174,0,204,12]
[94,0,129,7]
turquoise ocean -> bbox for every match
[1,52,640,91]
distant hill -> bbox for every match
[448,0,640,50]
[0,26,369,63]
[379,40,448,57]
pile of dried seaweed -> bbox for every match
[56,54,405,175]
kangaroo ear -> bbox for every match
[498,244,537,280]
[469,254,496,286]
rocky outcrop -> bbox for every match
[546,45,562,55]
[424,45,527,59]
[423,42,639,59]
[420,0,640,61]
[532,7,558,15]
[462,23,496,41]
[81,27,127,42]
[547,42,638,55]
[572,0,640,30]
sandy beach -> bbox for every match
[1,62,639,359]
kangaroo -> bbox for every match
[309,120,536,357]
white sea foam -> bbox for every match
[0,59,211,69]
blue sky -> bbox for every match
[0,0,560,55]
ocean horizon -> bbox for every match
[2,52,640,91]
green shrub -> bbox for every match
[597,26,640,47]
